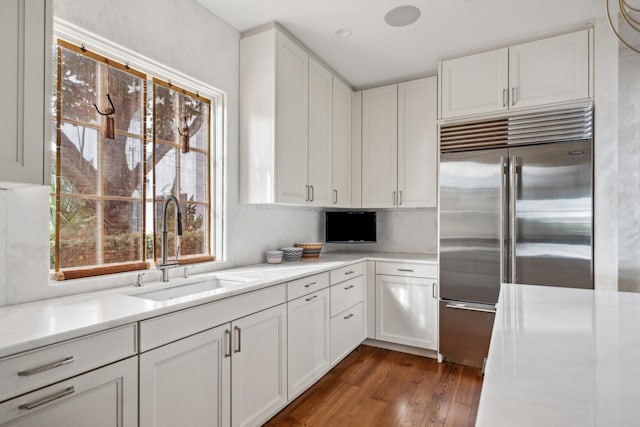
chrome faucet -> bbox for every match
[157,195,183,282]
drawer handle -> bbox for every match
[19,386,75,410]
[18,356,75,377]
[304,281,318,288]
[397,268,414,273]
[305,295,318,302]
[344,271,355,275]
[344,285,355,290]
[344,313,354,320]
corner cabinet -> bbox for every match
[361,76,438,208]
[0,0,52,185]
[240,26,353,206]
[440,29,591,119]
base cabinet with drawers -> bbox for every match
[287,273,331,400]
[375,262,438,351]
[329,263,365,364]
[0,325,138,427]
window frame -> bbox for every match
[51,22,225,281]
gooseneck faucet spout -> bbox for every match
[157,195,183,282]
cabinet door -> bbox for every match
[330,302,364,365]
[440,48,508,119]
[362,84,398,208]
[139,324,231,427]
[0,0,50,185]
[231,304,287,427]
[287,288,330,400]
[0,357,137,427]
[509,30,590,109]
[332,78,352,208]
[276,33,308,204]
[397,77,438,208]
[375,275,438,350]
[308,58,333,206]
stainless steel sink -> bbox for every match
[130,276,255,301]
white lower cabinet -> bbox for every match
[231,304,287,427]
[139,324,231,427]
[0,356,137,427]
[287,288,330,400]
[375,274,438,350]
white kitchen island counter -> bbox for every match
[477,283,640,426]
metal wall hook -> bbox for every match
[93,94,116,116]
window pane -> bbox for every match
[154,85,176,142]
[58,198,98,268]
[180,150,208,202]
[103,200,143,264]
[60,48,97,125]
[154,145,178,196]
[103,135,143,198]
[105,65,144,134]
[59,124,99,195]
[181,95,209,152]
[182,203,208,256]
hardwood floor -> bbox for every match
[265,345,483,427]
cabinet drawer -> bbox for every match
[330,262,364,285]
[0,356,137,425]
[287,272,329,301]
[0,324,136,403]
[375,261,437,278]
[330,302,364,364]
[140,284,286,352]
[330,276,364,317]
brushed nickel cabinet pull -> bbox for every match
[502,88,508,107]
[305,295,318,302]
[344,313,354,320]
[305,185,310,202]
[333,189,338,204]
[392,191,397,205]
[344,270,355,275]
[19,386,75,410]
[397,268,414,273]
[224,329,231,358]
[18,356,75,377]
[511,87,517,106]
[399,191,403,206]
[310,185,315,202]
[344,285,355,290]
[234,325,241,353]
[304,281,318,288]
[432,282,437,299]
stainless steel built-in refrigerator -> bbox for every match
[438,104,593,368]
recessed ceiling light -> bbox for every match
[384,5,421,27]
[336,28,352,38]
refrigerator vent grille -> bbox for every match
[440,105,593,152]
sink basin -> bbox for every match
[131,276,254,301]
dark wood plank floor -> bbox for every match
[265,345,483,427]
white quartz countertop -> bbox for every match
[0,251,435,359]
[477,283,640,427]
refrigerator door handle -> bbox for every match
[445,302,497,314]
[510,155,518,284]
[500,156,508,283]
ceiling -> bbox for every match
[196,0,605,89]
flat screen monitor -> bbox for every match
[325,211,376,243]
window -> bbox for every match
[51,40,215,280]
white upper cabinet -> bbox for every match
[440,29,591,119]
[308,58,333,206]
[0,0,52,186]
[332,78,352,208]
[240,27,353,207]
[509,30,590,109]
[398,77,438,208]
[362,84,398,208]
[275,33,309,204]
[440,48,509,119]
[362,77,438,208]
